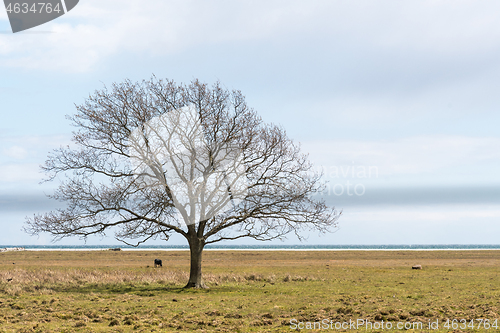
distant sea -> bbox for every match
[2,244,500,250]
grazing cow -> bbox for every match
[154,259,162,267]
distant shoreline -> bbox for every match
[2,244,500,251]
[16,248,500,252]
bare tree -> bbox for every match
[25,78,340,288]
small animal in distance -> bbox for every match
[154,259,162,267]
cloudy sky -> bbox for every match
[1,0,499,245]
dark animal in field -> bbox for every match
[412,265,422,269]
[154,259,162,267]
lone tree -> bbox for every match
[26,78,340,288]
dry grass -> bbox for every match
[0,268,284,296]
[0,250,499,332]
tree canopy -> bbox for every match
[26,77,340,287]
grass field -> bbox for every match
[0,250,499,332]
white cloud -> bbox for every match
[0,134,70,184]
[0,163,41,182]
[331,203,500,244]
[347,204,500,223]
[0,134,68,157]
[3,0,322,72]
[302,135,500,182]
[2,1,500,72]
[3,145,27,159]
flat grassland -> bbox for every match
[0,250,499,332]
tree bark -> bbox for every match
[184,236,206,288]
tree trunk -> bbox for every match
[184,237,206,288]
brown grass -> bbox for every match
[0,250,499,332]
